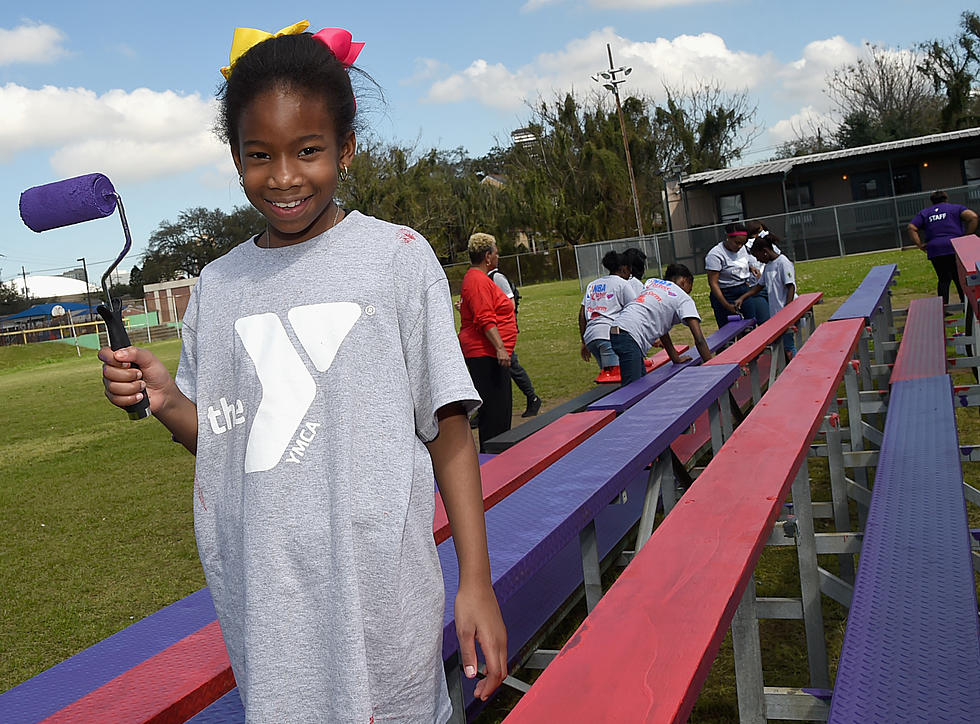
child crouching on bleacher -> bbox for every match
[609,264,714,386]
[736,232,797,361]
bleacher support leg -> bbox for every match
[749,358,762,404]
[579,521,602,612]
[843,363,870,525]
[731,576,767,724]
[769,339,786,390]
[637,455,673,547]
[823,411,855,583]
[790,459,831,689]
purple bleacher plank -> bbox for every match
[184,689,244,723]
[439,467,650,714]
[587,320,752,413]
[828,264,897,321]
[829,376,980,723]
[0,588,216,724]
[477,453,495,464]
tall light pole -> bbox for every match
[77,257,93,320]
[592,44,645,243]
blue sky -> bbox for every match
[0,0,972,284]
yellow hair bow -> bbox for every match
[220,20,310,80]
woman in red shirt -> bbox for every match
[458,233,518,452]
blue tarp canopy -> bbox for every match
[2,302,97,322]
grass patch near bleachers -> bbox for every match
[1,247,975,723]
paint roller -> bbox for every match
[19,173,151,420]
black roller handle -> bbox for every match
[98,300,151,420]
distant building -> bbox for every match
[143,278,197,325]
[669,127,980,230]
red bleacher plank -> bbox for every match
[40,621,233,724]
[952,234,980,322]
[504,317,864,724]
[706,292,822,367]
[433,410,616,544]
[890,296,946,382]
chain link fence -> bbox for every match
[573,183,980,291]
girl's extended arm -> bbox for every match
[659,332,691,364]
[578,306,591,361]
[99,346,198,454]
[684,318,714,362]
[734,284,762,311]
[426,403,507,701]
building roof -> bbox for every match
[680,126,980,187]
[8,275,100,299]
[2,302,95,322]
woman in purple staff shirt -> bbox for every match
[907,190,979,304]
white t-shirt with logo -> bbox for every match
[705,242,753,287]
[581,274,635,344]
[614,278,701,352]
[175,211,476,723]
[754,253,797,314]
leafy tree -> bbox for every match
[826,43,942,146]
[654,82,761,174]
[918,11,980,130]
[141,205,264,283]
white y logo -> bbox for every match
[234,302,361,472]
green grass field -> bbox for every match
[1,248,976,722]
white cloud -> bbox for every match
[0,22,68,65]
[776,35,861,108]
[0,83,226,184]
[767,106,836,145]
[425,28,777,110]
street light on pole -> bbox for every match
[592,44,646,245]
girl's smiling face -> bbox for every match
[233,86,355,247]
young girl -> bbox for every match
[736,232,798,361]
[99,21,506,722]
[579,250,634,373]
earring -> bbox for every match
[340,164,350,182]
[238,173,245,190]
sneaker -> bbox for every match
[522,395,542,417]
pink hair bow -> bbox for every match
[312,28,364,67]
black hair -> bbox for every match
[602,250,623,274]
[622,247,647,279]
[217,33,373,150]
[750,233,779,254]
[665,263,693,282]
[930,190,948,204]
[725,221,747,235]
[745,220,769,237]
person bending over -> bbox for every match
[609,264,713,386]
[579,250,634,373]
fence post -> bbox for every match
[556,249,563,281]
[833,206,845,257]
[516,255,523,287]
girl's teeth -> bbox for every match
[272,200,301,208]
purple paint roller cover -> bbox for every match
[20,173,118,232]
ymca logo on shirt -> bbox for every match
[206,302,361,473]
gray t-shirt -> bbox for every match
[705,242,753,287]
[175,211,478,723]
[754,253,797,314]
[581,274,634,343]
[614,278,700,352]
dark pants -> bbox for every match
[509,351,536,399]
[465,356,512,453]
[930,254,964,304]
[610,330,646,386]
[710,282,770,329]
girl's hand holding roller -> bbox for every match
[99,346,198,452]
